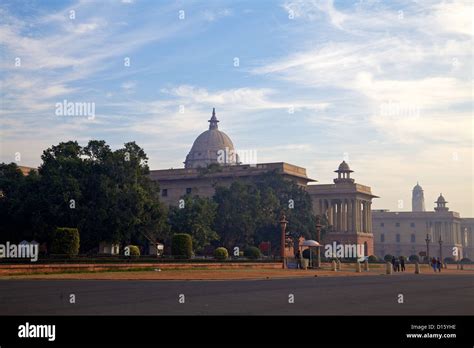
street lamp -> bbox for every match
[279,212,288,269]
[315,216,322,268]
[438,235,443,267]
[425,233,431,263]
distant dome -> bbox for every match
[436,193,447,203]
[184,108,239,169]
[413,182,423,191]
[336,161,352,172]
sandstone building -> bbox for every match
[373,184,472,261]
[150,109,378,256]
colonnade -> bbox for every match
[318,198,372,233]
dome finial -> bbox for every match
[208,107,219,130]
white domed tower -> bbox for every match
[184,108,239,168]
[412,182,425,212]
[434,193,449,212]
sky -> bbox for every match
[0,0,472,216]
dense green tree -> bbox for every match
[0,140,168,252]
[168,195,218,252]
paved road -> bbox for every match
[0,274,472,315]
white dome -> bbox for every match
[184,109,239,168]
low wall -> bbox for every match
[0,262,283,275]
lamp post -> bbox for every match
[279,212,288,269]
[438,235,443,267]
[315,216,322,269]
[425,233,431,263]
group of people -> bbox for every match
[391,256,406,272]
[430,257,442,272]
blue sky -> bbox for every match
[0,0,472,216]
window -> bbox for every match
[162,189,168,197]
[411,234,416,243]
[186,187,192,194]
[396,234,401,243]
[381,233,385,242]
[410,222,415,228]
[380,222,384,227]
[396,222,400,227]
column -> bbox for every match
[342,200,347,232]
[354,199,360,232]
[330,201,334,229]
[365,202,369,233]
[352,199,357,232]
[368,202,372,233]
[361,201,365,232]
[347,199,353,232]
[339,201,343,232]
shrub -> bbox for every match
[460,258,471,264]
[384,254,393,262]
[126,245,140,257]
[368,255,378,262]
[50,227,80,257]
[171,233,193,259]
[244,246,261,260]
[214,247,229,260]
[409,254,419,262]
[444,257,455,264]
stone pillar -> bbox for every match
[352,199,357,232]
[368,202,372,233]
[330,201,334,227]
[342,200,347,232]
[362,201,366,232]
[365,201,369,233]
[356,200,360,232]
[348,199,353,232]
[337,202,342,231]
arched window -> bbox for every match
[396,234,401,243]
[381,233,385,242]
[411,234,416,243]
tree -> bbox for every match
[168,195,218,252]
[171,233,193,259]
[213,181,261,249]
[0,140,168,252]
[50,227,80,257]
[212,172,318,254]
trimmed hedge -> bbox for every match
[214,247,229,260]
[444,257,455,264]
[460,258,471,264]
[51,227,80,257]
[244,246,261,260]
[127,245,140,257]
[409,254,419,262]
[368,255,378,262]
[171,233,193,259]
[384,254,393,262]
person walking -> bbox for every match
[295,249,302,269]
[431,257,437,272]
[399,256,405,272]
[391,256,396,272]
[436,258,442,272]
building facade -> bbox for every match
[150,109,378,256]
[373,190,469,261]
[307,162,378,256]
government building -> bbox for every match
[150,109,378,256]
[372,183,473,261]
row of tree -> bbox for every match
[0,140,325,255]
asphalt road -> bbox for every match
[0,274,473,315]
